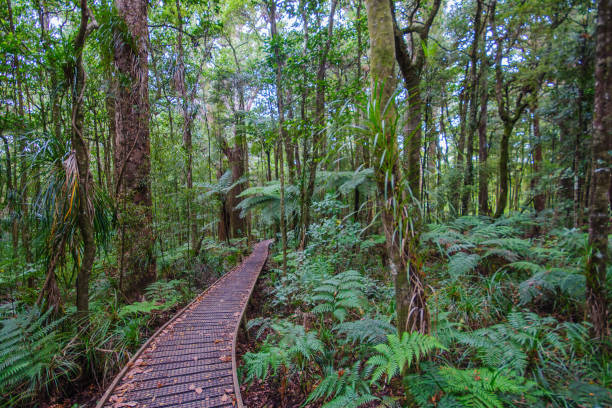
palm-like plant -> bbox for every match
[30,132,112,310]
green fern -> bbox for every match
[408,364,536,408]
[448,252,481,279]
[439,366,536,408]
[455,311,568,376]
[320,390,379,408]
[235,181,301,225]
[242,345,286,382]
[334,318,395,345]
[242,321,323,383]
[367,332,445,385]
[0,308,78,406]
[518,267,585,305]
[312,270,367,322]
[118,301,163,318]
[305,361,374,406]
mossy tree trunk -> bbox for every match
[71,0,97,316]
[113,0,156,301]
[586,0,611,340]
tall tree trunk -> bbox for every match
[71,0,98,315]
[7,0,29,262]
[367,0,432,335]
[175,0,198,251]
[300,0,338,249]
[389,0,440,334]
[495,123,512,218]
[491,0,528,218]
[531,103,545,214]
[113,0,156,301]
[477,45,490,215]
[462,0,484,215]
[268,0,287,273]
[586,0,611,340]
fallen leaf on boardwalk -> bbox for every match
[156,381,164,388]
[151,396,156,402]
[224,388,233,393]
[214,339,223,343]
[113,402,138,408]
[219,355,231,362]
[195,387,203,394]
[188,384,195,390]
[221,394,229,402]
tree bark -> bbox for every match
[462,0,485,215]
[300,0,338,249]
[70,0,98,315]
[531,103,545,214]
[367,0,431,335]
[113,0,156,301]
[388,0,440,334]
[491,0,529,218]
[268,0,288,273]
[586,0,611,340]
[477,41,490,215]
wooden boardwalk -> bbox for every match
[96,240,273,408]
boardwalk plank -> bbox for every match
[96,240,272,408]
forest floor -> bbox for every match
[237,260,392,408]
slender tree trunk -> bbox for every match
[495,123,512,218]
[113,0,156,301]
[366,0,431,335]
[268,0,287,273]
[226,36,249,239]
[491,0,528,218]
[71,0,98,315]
[175,0,198,251]
[462,0,484,215]
[477,47,490,215]
[531,103,545,214]
[300,0,338,249]
[586,0,611,340]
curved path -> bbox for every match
[97,240,273,408]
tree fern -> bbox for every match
[235,181,301,224]
[367,332,445,385]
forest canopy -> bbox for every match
[0,0,610,407]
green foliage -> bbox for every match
[117,300,163,318]
[454,311,573,376]
[0,308,78,407]
[367,332,445,385]
[312,270,367,322]
[306,361,376,407]
[408,364,537,408]
[242,321,323,383]
[236,181,301,225]
[334,318,395,345]
[145,279,189,307]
